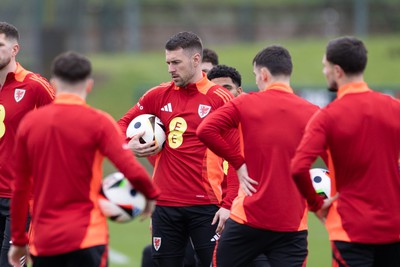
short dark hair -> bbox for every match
[203,48,219,65]
[165,31,203,56]
[253,45,292,76]
[0,22,19,42]
[51,51,91,83]
[207,64,241,87]
[326,36,367,75]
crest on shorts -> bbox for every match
[153,237,162,251]
[14,89,26,103]
[198,104,211,118]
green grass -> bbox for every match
[87,35,400,267]
[107,214,330,267]
[108,219,151,266]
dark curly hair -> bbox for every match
[207,64,241,87]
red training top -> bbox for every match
[291,82,400,244]
[0,63,54,198]
[118,74,240,209]
[11,93,160,256]
[197,83,319,231]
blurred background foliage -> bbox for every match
[1,0,399,75]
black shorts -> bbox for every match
[0,198,30,267]
[332,240,400,267]
[31,245,108,267]
[142,242,199,267]
[151,205,219,267]
[0,198,11,249]
[215,219,307,267]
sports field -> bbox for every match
[88,35,400,267]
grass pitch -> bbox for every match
[88,35,399,267]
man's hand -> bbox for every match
[8,245,29,267]
[127,130,159,157]
[237,164,258,196]
[140,199,156,221]
[315,193,339,224]
[212,207,230,235]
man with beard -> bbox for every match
[119,31,239,267]
[0,22,54,267]
[291,36,400,266]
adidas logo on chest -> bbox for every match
[161,103,172,112]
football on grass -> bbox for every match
[309,168,331,199]
[99,172,146,223]
[126,114,166,153]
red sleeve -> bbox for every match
[117,86,160,135]
[29,74,55,106]
[197,100,242,209]
[118,104,140,136]
[220,164,239,209]
[100,114,160,199]
[197,101,245,170]
[291,111,327,211]
[11,125,32,246]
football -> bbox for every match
[126,114,166,153]
[309,168,331,199]
[98,172,146,223]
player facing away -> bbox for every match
[197,45,320,267]
[207,64,271,267]
[8,51,160,267]
[0,22,55,267]
[291,36,400,267]
[201,48,219,74]
[118,31,240,267]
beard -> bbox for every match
[172,77,185,87]
[327,80,338,92]
[0,57,11,71]
[172,69,195,88]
